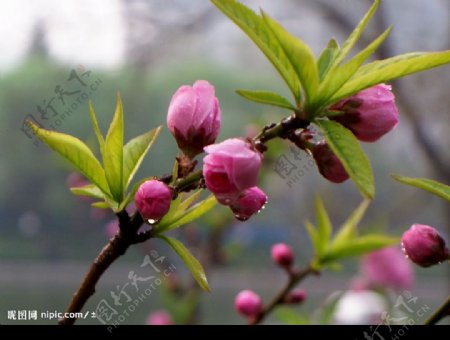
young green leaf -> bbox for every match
[321,234,399,263]
[70,183,105,200]
[236,89,296,110]
[330,199,371,249]
[91,201,110,209]
[210,0,301,102]
[314,196,332,255]
[304,220,321,256]
[122,126,161,191]
[88,101,105,157]
[262,11,319,107]
[275,308,310,325]
[331,50,450,102]
[317,39,340,81]
[155,195,217,234]
[103,94,124,202]
[317,26,392,109]
[392,175,450,203]
[171,159,179,184]
[158,235,209,292]
[316,120,374,199]
[330,0,380,68]
[27,121,110,196]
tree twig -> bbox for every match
[250,265,318,325]
[424,295,450,325]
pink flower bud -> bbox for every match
[331,84,399,142]
[284,289,306,304]
[203,138,262,202]
[271,243,295,268]
[167,80,221,158]
[401,224,450,267]
[361,246,413,291]
[135,180,172,221]
[229,186,267,221]
[234,290,262,318]
[146,310,173,325]
[312,142,349,183]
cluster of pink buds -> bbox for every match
[203,138,267,220]
[234,243,306,321]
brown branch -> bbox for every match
[425,295,450,325]
[58,232,130,325]
[250,265,318,325]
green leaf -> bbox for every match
[330,0,380,68]
[88,101,105,157]
[210,0,301,102]
[314,196,332,256]
[275,308,310,325]
[322,234,399,262]
[317,26,392,109]
[304,220,320,256]
[171,159,179,184]
[317,39,340,80]
[316,120,374,199]
[330,199,371,249]
[236,89,296,110]
[392,175,450,203]
[91,201,110,209]
[103,94,124,202]
[70,183,105,200]
[27,121,110,196]
[332,50,450,102]
[155,195,217,234]
[123,126,161,191]
[262,11,319,106]
[158,235,209,292]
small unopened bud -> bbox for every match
[284,289,306,304]
[401,224,450,267]
[234,290,263,318]
[135,180,172,221]
[271,243,295,268]
[229,186,268,221]
[167,80,221,158]
[331,84,399,142]
[312,142,349,183]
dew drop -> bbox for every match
[147,219,158,225]
[234,214,248,222]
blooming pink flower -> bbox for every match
[361,246,414,291]
[203,138,262,203]
[331,84,399,142]
[271,243,294,268]
[167,80,221,158]
[229,186,267,221]
[135,180,172,221]
[401,224,450,267]
[312,142,349,183]
[146,310,173,325]
[234,290,262,318]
